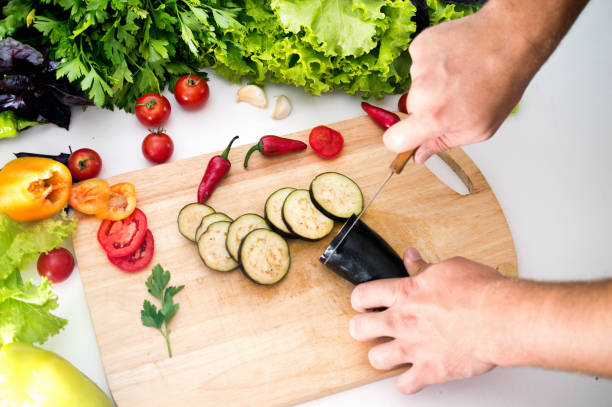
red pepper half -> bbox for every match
[243,135,307,168]
[197,136,239,203]
[361,102,400,129]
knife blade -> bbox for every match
[322,148,416,264]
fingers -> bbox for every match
[351,278,403,312]
[349,311,393,341]
[382,115,441,153]
[403,248,429,276]
[395,366,430,395]
[368,339,415,370]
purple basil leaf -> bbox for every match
[0,38,44,73]
[24,90,71,129]
[0,93,29,114]
[43,82,94,106]
[14,152,71,166]
[0,74,34,92]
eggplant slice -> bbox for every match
[177,203,215,242]
[198,221,238,272]
[196,212,232,242]
[309,172,363,221]
[282,189,334,241]
[264,187,296,238]
[239,229,290,285]
[226,214,270,261]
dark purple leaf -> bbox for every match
[0,38,44,73]
[14,152,71,166]
[24,90,71,130]
[0,75,34,92]
[43,82,94,107]
[0,93,29,114]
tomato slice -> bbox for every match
[309,125,344,159]
[108,229,154,272]
[97,208,148,257]
[96,182,137,220]
[69,178,110,215]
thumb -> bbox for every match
[403,247,429,276]
[383,115,441,153]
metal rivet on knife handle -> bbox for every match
[390,149,416,174]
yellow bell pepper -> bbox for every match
[0,157,72,222]
[0,342,114,407]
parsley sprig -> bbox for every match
[141,264,184,358]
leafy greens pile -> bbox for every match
[0,0,479,112]
[0,212,76,346]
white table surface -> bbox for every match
[2,1,611,405]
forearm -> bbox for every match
[484,278,612,377]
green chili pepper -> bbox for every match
[0,110,41,139]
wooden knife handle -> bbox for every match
[390,149,416,174]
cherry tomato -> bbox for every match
[309,125,344,159]
[142,130,174,164]
[37,248,74,283]
[68,148,102,181]
[69,178,110,215]
[134,93,171,127]
[398,92,408,114]
[97,208,148,257]
[174,74,209,109]
[108,229,154,272]
[96,182,137,221]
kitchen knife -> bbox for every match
[322,148,416,264]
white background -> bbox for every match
[1,0,611,405]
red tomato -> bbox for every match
[134,93,171,127]
[398,92,408,114]
[309,126,344,159]
[97,208,148,257]
[67,148,102,181]
[108,229,154,272]
[37,248,74,283]
[174,74,209,109]
[142,131,174,164]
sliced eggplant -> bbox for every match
[195,212,232,242]
[282,189,334,241]
[264,187,296,238]
[198,221,238,272]
[239,229,290,285]
[310,172,363,221]
[177,203,215,242]
[226,214,270,261]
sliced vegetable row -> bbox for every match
[177,171,363,286]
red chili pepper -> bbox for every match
[361,102,400,129]
[243,135,307,168]
[197,136,239,203]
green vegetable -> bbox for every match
[0,0,479,110]
[0,110,40,139]
[141,264,184,358]
[0,211,76,346]
[0,342,114,406]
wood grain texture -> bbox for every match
[72,115,517,406]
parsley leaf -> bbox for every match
[141,264,184,358]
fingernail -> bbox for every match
[414,147,430,164]
[404,247,422,261]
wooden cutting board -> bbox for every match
[73,114,516,406]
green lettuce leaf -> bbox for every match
[427,0,479,25]
[0,211,76,346]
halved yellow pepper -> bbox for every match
[0,157,72,222]
[0,342,114,406]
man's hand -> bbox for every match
[384,0,589,163]
[349,248,505,393]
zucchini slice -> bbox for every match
[196,212,232,242]
[226,214,270,261]
[239,229,290,285]
[198,221,238,272]
[264,187,296,238]
[282,189,334,241]
[177,203,215,242]
[310,172,363,221]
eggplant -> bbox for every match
[320,214,407,285]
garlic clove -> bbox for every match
[271,95,292,120]
[236,84,267,108]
